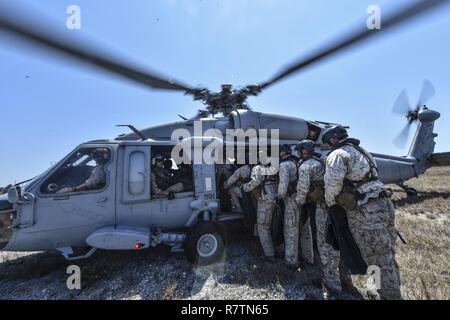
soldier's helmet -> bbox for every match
[279,144,292,155]
[321,126,348,144]
[151,154,165,166]
[297,140,316,154]
[91,148,110,163]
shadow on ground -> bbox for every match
[0,222,363,300]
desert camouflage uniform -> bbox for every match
[324,141,401,300]
[223,165,252,211]
[278,158,300,265]
[296,157,342,292]
[85,165,106,189]
[151,167,184,195]
[243,164,278,258]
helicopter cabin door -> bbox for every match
[116,145,152,227]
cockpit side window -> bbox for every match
[40,147,111,195]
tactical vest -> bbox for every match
[281,157,298,197]
[299,156,326,204]
[332,140,379,210]
[258,164,278,197]
[153,167,172,190]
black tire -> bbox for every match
[185,222,225,266]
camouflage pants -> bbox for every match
[228,186,243,210]
[348,196,402,300]
[315,203,342,292]
[229,187,259,212]
[283,195,300,265]
[386,198,401,285]
[257,198,275,257]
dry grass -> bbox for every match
[389,166,450,300]
[1,168,448,300]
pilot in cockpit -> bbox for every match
[59,148,110,193]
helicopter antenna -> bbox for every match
[116,125,147,141]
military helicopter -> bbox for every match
[1,1,450,265]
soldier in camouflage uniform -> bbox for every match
[276,145,300,268]
[223,164,252,213]
[60,148,110,193]
[242,156,278,262]
[151,155,184,197]
[322,126,401,300]
[295,140,342,295]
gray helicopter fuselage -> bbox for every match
[2,139,225,255]
[1,109,448,256]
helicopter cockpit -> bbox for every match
[40,147,112,195]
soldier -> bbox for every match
[223,164,252,213]
[275,145,300,268]
[151,155,184,197]
[322,126,401,300]
[295,140,342,296]
[60,147,110,193]
[242,153,278,263]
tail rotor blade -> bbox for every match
[392,89,412,116]
[417,80,436,107]
[393,123,412,148]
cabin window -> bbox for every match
[128,151,146,195]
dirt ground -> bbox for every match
[0,167,449,300]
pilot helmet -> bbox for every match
[279,144,292,155]
[151,154,165,166]
[91,148,110,163]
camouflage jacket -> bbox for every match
[223,165,251,189]
[278,158,297,199]
[151,166,172,195]
[85,165,106,189]
[242,164,278,201]
[296,157,325,206]
[324,139,386,207]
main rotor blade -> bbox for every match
[417,79,436,107]
[392,89,412,116]
[393,123,412,148]
[0,6,194,92]
[259,0,449,90]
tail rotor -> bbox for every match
[391,80,436,148]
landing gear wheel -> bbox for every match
[185,222,225,266]
[398,184,418,197]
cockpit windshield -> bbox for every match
[40,147,111,194]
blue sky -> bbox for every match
[1,0,449,185]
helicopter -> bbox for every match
[1,0,450,265]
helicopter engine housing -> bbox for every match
[229,109,310,141]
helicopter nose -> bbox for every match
[0,195,14,250]
[0,215,14,250]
